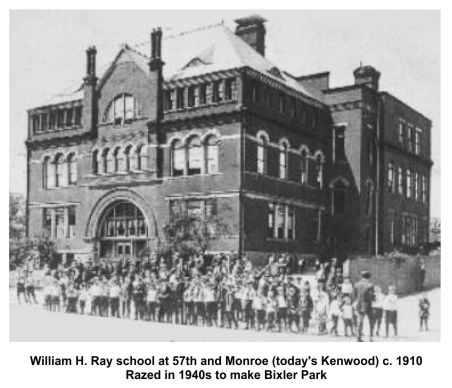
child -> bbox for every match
[265,291,277,332]
[419,294,430,331]
[252,288,265,331]
[341,296,354,337]
[276,285,288,332]
[383,286,398,337]
[299,290,313,333]
[329,295,341,336]
[109,279,121,318]
[372,286,384,336]
[316,291,329,335]
[66,283,78,313]
[50,279,61,312]
[78,284,89,315]
[146,282,158,321]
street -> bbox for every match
[9,287,440,342]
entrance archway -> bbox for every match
[97,200,149,260]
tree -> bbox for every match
[162,211,229,260]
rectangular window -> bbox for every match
[49,112,56,130]
[187,200,203,220]
[422,175,428,203]
[205,199,217,219]
[57,110,64,129]
[398,167,404,195]
[407,125,413,151]
[176,88,185,109]
[257,143,265,174]
[65,109,73,127]
[43,208,52,237]
[406,169,412,198]
[290,98,297,119]
[68,207,76,238]
[388,162,394,192]
[164,90,174,111]
[199,84,207,105]
[312,209,321,242]
[169,200,184,222]
[334,126,345,162]
[55,208,65,238]
[267,203,275,238]
[398,120,405,146]
[389,216,395,246]
[415,129,422,155]
[279,92,286,113]
[212,81,222,103]
[277,204,286,239]
[279,148,288,179]
[41,113,48,131]
[251,81,260,104]
[224,79,234,101]
[414,172,419,201]
[287,207,295,240]
[74,107,82,126]
[32,115,40,133]
[187,86,196,107]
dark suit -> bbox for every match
[353,279,375,340]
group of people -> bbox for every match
[15,253,430,341]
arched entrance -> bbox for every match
[97,200,149,260]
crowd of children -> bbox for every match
[15,253,430,339]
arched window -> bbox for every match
[67,153,77,185]
[315,152,324,188]
[257,134,267,174]
[135,145,147,171]
[124,145,132,172]
[105,94,136,126]
[406,168,412,198]
[300,147,309,184]
[205,135,219,174]
[43,156,54,188]
[54,154,66,187]
[187,136,202,175]
[279,141,289,179]
[113,147,122,173]
[101,148,109,174]
[92,150,99,174]
[171,139,185,177]
[332,180,346,215]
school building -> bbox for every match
[25,15,432,265]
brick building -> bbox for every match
[25,16,432,265]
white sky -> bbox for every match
[9,10,440,219]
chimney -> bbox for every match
[353,65,381,91]
[83,46,98,132]
[234,15,267,56]
[148,28,165,178]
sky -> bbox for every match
[9,10,440,219]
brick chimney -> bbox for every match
[235,15,267,56]
[83,46,98,132]
[353,65,381,91]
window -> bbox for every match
[389,216,395,247]
[112,147,121,172]
[368,141,375,167]
[187,199,203,220]
[164,90,174,111]
[398,166,404,195]
[334,126,345,162]
[171,139,185,177]
[124,146,132,172]
[187,86,197,108]
[187,136,202,175]
[43,208,51,237]
[41,113,48,131]
[169,200,184,222]
[398,120,405,146]
[251,81,260,104]
[267,203,275,238]
[54,154,66,187]
[101,148,109,174]
[290,98,297,119]
[415,129,421,155]
[414,172,419,201]
[279,142,288,179]
[65,109,73,127]
[67,153,77,184]
[68,206,76,238]
[315,153,324,188]
[100,201,147,238]
[332,181,346,215]
[205,136,219,174]
[135,145,147,171]
[224,79,234,101]
[92,150,99,174]
[49,112,56,130]
[32,115,40,133]
[277,205,286,239]
[388,162,394,192]
[422,175,428,203]
[74,107,82,126]
[105,94,136,126]
[212,81,222,103]
[199,84,207,105]
[176,88,185,109]
[257,134,267,174]
[287,207,295,240]
[43,156,55,188]
[55,208,65,238]
[407,125,413,151]
[57,110,64,129]
[300,148,309,184]
[406,168,412,198]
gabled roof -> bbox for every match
[34,22,320,109]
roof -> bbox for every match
[35,22,320,108]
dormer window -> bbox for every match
[104,94,137,126]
